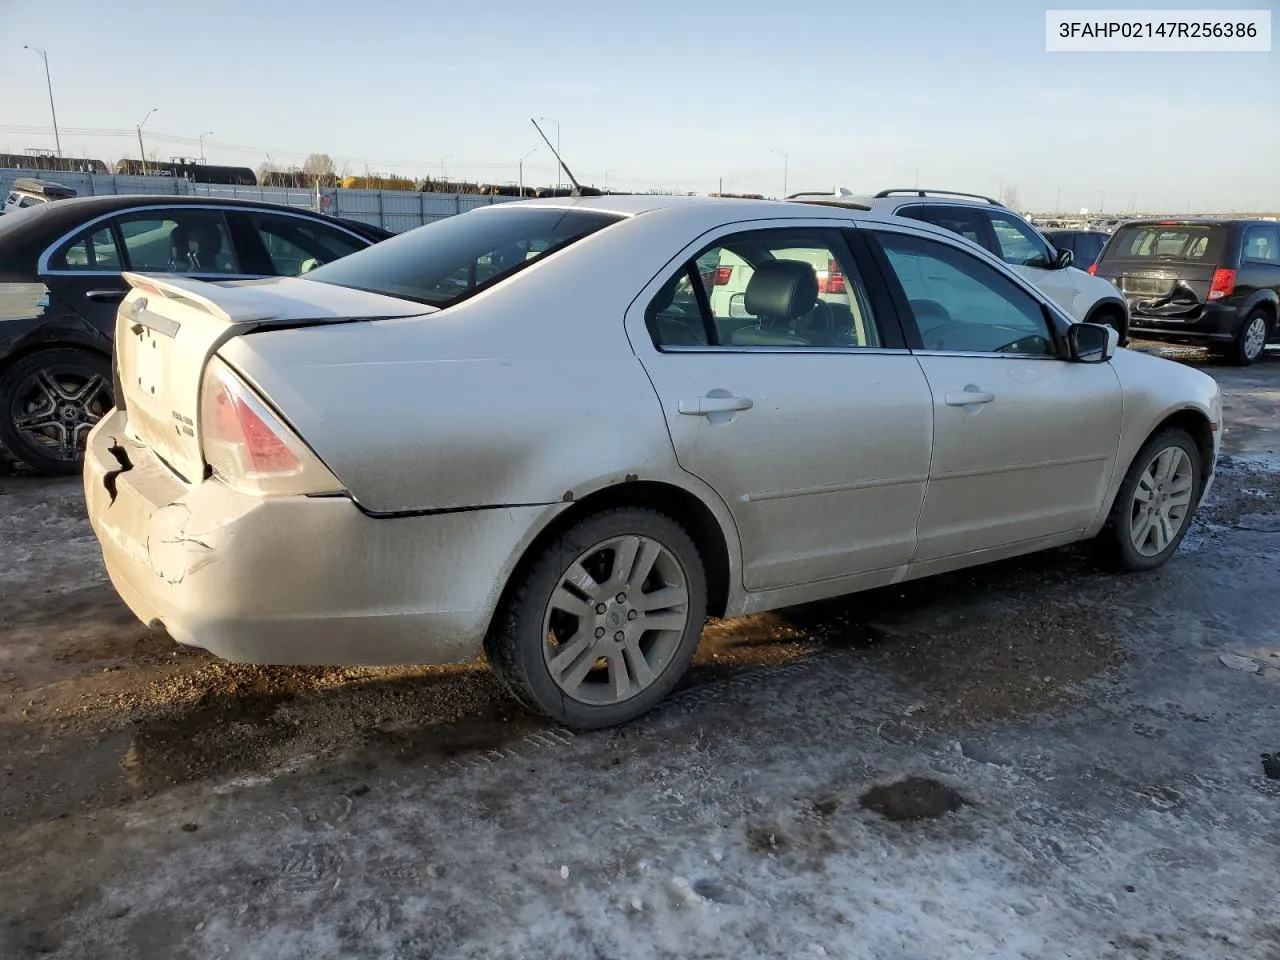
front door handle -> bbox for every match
[944,388,995,406]
[85,289,126,302]
[677,395,753,416]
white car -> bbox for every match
[789,188,1131,342]
[1,177,76,216]
[83,195,1221,729]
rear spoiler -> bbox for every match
[122,271,280,325]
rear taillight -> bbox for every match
[1087,263,1097,275]
[199,356,341,497]
[1208,268,1237,301]
[821,259,845,294]
[714,266,733,285]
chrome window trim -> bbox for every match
[37,203,372,276]
[910,349,1063,361]
[655,346,913,356]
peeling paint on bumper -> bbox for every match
[83,410,563,666]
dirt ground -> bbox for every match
[2,345,1278,959]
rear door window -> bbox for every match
[898,204,989,248]
[304,207,621,306]
[49,226,123,271]
[115,210,242,274]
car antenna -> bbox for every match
[529,119,602,197]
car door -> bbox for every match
[985,209,1083,318]
[1239,224,1280,330]
[38,220,130,333]
[627,223,934,592]
[864,226,1123,562]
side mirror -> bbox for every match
[1067,322,1117,363]
[1054,247,1074,269]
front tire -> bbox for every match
[0,348,114,475]
[1228,310,1269,367]
[485,508,708,730]
[1099,428,1202,572]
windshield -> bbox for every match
[1106,224,1226,263]
[302,206,623,307]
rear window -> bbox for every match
[303,207,623,307]
[1104,224,1226,263]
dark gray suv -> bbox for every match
[1092,219,1280,365]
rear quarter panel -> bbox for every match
[216,206,757,517]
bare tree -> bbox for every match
[302,153,336,178]
[257,161,279,182]
[1001,183,1020,210]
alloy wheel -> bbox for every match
[541,534,690,705]
[1129,445,1195,557]
[11,368,111,463]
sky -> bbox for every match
[1,0,1277,211]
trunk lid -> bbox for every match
[1095,222,1228,318]
[113,272,433,482]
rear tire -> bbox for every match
[1227,310,1269,366]
[0,348,114,475]
[484,508,708,730]
[1097,428,1202,572]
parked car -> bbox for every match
[1091,218,1280,365]
[1042,228,1111,272]
[2,177,76,216]
[0,195,391,473]
[83,195,1221,730]
[788,189,1130,341]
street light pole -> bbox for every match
[771,149,788,198]
[136,107,158,176]
[23,46,62,157]
[199,131,213,165]
[1049,182,1062,212]
[604,168,616,192]
[538,117,560,191]
[440,154,454,188]
[1096,189,1105,214]
[906,166,919,189]
[519,148,537,197]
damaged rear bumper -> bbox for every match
[83,410,562,666]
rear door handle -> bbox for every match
[85,289,126,302]
[678,395,753,416]
[944,389,995,406]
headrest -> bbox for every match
[744,260,818,320]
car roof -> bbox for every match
[0,194,373,280]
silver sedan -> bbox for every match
[84,195,1223,728]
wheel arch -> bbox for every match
[489,479,738,631]
[1098,405,1216,532]
[1084,296,1129,340]
[0,338,111,379]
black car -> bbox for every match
[1042,228,1110,271]
[0,195,391,473]
[1092,219,1280,366]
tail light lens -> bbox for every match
[821,259,846,294]
[199,356,341,497]
[1208,268,1237,301]
[714,266,733,285]
[1087,263,1098,275]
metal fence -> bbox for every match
[1,168,518,233]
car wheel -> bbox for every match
[485,507,708,729]
[1088,306,1128,346]
[0,348,114,475]
[1228,310,1269,366]
[1099,428,1202,572]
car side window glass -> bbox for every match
[1243,226,1279,263]
[988,212,1052,267]
[873,230,1055,356]
[50,226,122,271]
[116,210,241,274]
[899,205,987,247]
[250,213,367,275]
[647,229,881,350]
